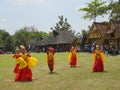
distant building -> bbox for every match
[35,30,82,52]
[103,19,120,49]
[86,22,108,46]
[86,19,120,50]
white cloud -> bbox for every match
[4,0,46,5]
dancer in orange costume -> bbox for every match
[46,47,55,73]
[13,47,22,73]
[92,45,105,72]
[69,47,78,67]
[14,45,37,81]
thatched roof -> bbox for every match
[106,29,114,34]
[35,30,76,46]
[91,22,108,37]
[110,20,120,33]
[87,22,108,39]
[105,20,120,34]
[97,22,108,37]
[86,22,108,44]
[111,19,120,28]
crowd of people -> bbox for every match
[12,44,105,82]
[86,44,120,56]
[0,49,5,54]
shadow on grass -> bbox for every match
[49,72,58,75]
[69,65,80,68]
[92,71,108,73]
[13,80,34,83]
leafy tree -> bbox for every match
[29,31,48,41]
[107,0,120,20]
[0,29,14,52]
[79,0,107,22]
[13,26,49,49]
[51,15,72,31]
[13,27,30,48]
[0,30,5,44]
[81,29,89,50]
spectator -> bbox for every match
[104,45,109,56]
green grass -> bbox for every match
[0,52,120,90]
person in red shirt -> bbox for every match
[13,47,22,73]
[92,45,105,72]
[46,47,55,73]
[69,47,78,67]
[14,45,37,81]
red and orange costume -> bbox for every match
[69,47,78,67]
[14,45,37,81]
[13,50,22,73]
[46,47,55,73]
[92,47,105,72]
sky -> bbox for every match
[0,0,118,35]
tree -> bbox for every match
[0,29,14,52]
[79,0,107,22]
[51,15,72,31]
[108,0,120,20]
[13,26,49,49]
[81,29,89,50]
[29,31,48,41]
[13,29,28,49]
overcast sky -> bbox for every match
[0,0,118,35]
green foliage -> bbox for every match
[79,0,120,21]
[13,26,49,49]
[81,29,89,49]
[79,0,108,22]
[0,26,49,52]
[107,1,120,20]
[51,15,72,31]
[13,28,30,48]
[0,29,14,52]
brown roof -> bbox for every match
[35,30,76,46]
[106,29,114,34]
[93,22,108,37]
[106,20,120,34]
[111,20,120,33]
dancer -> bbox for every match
[14,45,37,81]
[92,45,105,72]
[69,47,78,67]
[46,47,55,73]
[13,47,22,73]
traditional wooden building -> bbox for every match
[72,32,82,48]
[35,30,81,52]
[86,22,108,46]
[103,20,120,49]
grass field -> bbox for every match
[0,52,120,90]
